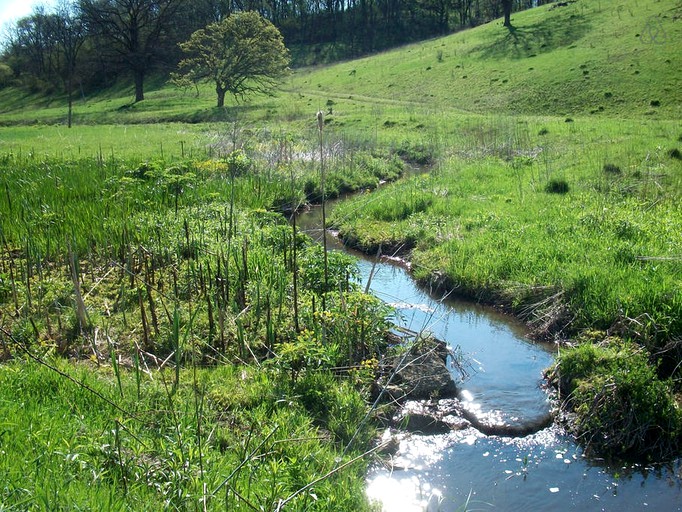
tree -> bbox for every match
[502,0,513,27]
[173,12,290,108]
[52,2,86,127]
[5,7,59,82]
[79,0,186,102]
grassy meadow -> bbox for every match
[0,125,400,509]
[0,0,681,507]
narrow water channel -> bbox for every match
[295,206,682,512]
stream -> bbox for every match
[295,205,682,512]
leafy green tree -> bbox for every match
[172,12,290,108]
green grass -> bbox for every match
[551,339,682,459]
[286,0,682,119]
[0,124,213,160]
[0,358,376,510]
[0,1,679,130]
[332,114,682,344]
[0,145,399,508]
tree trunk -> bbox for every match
[134,69,145,102]
[503,0,513,27]
[216,86,226,108]
[67,75,73,128]
[67,90,73,128]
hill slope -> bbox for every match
[0,0,679,125]
[288,0,682,118]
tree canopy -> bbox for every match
[173,12,290,108]
[79,0,187,102]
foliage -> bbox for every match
[545,178,569,194]
[298,244,358,295]
[0,125,401,506]
[285,0,681,119]
[173,12,290,107]
[333,118,682,352]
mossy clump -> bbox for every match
[395,141,436,166]
[550,340,682,460]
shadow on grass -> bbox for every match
[473,9,592,60]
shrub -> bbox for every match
[0,63,12,88]
[545,178,569,194]
[395,141,436,166]
[668,148,682,160]
[298,244,359,295]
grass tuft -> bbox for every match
[545,178,570,194]
[602,163,622,175]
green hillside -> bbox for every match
[0,0,679,126]
[288,0,681,118]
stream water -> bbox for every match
[295,207,682,512]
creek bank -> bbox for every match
[333,229,571,343]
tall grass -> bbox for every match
[0,130,407,508]
[332,115,682,354]
[0,357,378,510]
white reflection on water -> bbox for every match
[368,430,483,511]
[367,427,563,511]
[366,474,444,512]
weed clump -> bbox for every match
[545,178,569,194]
[550,340,682,460]
[603,163,622,175]
[667,148,682,160]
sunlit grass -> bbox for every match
[332,114,682,348]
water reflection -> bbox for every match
[367,424,682,511]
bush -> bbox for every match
[395,141,436,166]
[552,341,682,459]
[545,178,569,194]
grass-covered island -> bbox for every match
[0,0,681,509]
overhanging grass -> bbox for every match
[551,340,682,460]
